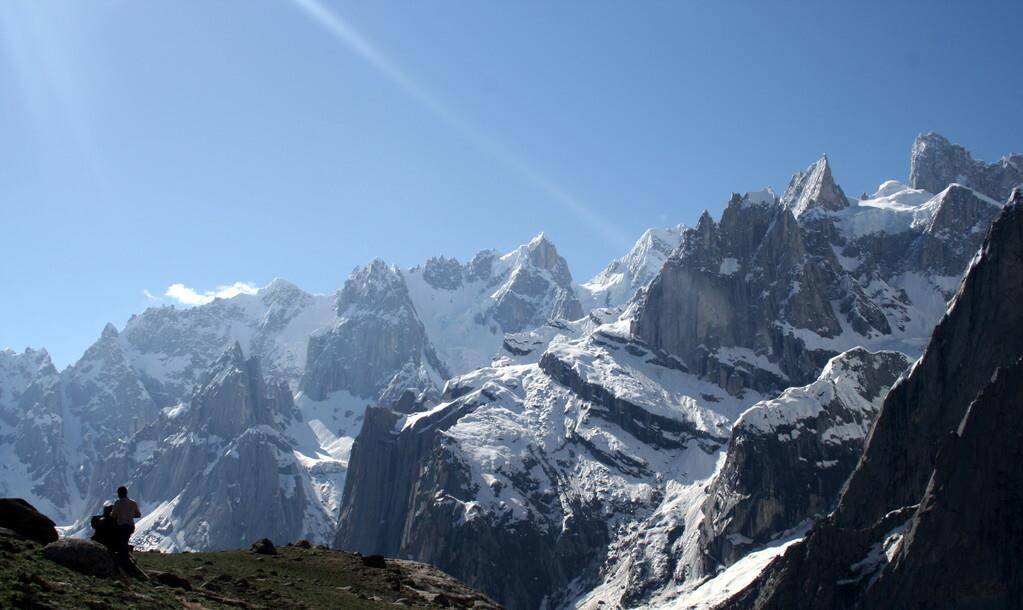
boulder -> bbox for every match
[251,538,277,555]
[293,539,312,549]
[0,498,59,545]
[41,539,117,577]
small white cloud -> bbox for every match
[164,282,259,306]
[143,289,159,301]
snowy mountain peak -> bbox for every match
[337,259,409,317]
[260,277,304,299]
[581,224,686,309]
[522,232,573,288]
[782,153,849,217]
[910,132,1023,201]
[262,277,298,292]
[0,347,57,412]
[0,346,52,367]
[697,209,716,231]
[528,231,548,247]
[490,233,576,292]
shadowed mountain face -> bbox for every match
[723,189,1023,610]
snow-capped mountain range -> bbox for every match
[2,133,1020,609]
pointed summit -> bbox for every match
[201,341,247,385]
[337,258,409,316]
[781,154,849,217]
[696,209,716,232]
[262,277,300,295]
[523,232,574,288]
[100,322,119,340]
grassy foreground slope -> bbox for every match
[0,529,499,609]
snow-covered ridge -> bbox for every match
[735,347,909,438]
[838,181,1000,239]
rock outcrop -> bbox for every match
[631,191,840,393]
[861,356,1023,608]
[0,498,58,545]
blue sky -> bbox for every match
[2,0,1021,368]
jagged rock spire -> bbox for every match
[781,154,849,217]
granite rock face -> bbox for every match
[301,259,448,403]
[6,353,71,519]
[631,191,840,394]
[631,159,999,399]
[861,357,1023,609]
[910,132,1023,201]
[723,190,1023,610]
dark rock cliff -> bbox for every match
[722,189,1023,610]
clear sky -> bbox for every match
[2,0,1021,368]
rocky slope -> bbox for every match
[722,188,1023,610]
[0,516,499,610]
